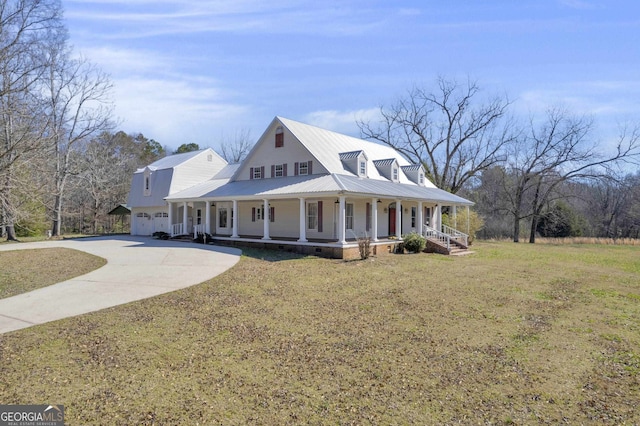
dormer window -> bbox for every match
[393,167,398,182]
[275,126,284,148]
[419,173,424,185]
[143,168,152,196]
[359,160,366,176]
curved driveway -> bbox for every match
[0,235,241,334]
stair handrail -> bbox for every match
[422,225,451,251]
[441,224,468,247]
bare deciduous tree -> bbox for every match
[504,107,640,243]
[0,0,63,240]
[43,47,114,237]
[216,127,253,163]
[357,76,514,193]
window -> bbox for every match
[154,212,168,218]
[275,164,283,177]
[345,203,354,230]
[411,207,417,227]
[299,162,309,175]
[392,167,398,181]
[275,126,284,148]
[253,167,262,179]
[145,176,150,191]
[359,160,366,176]
[207,154,213,162]
[196,209,202,225]
[419,173,424,184]
[219,208,228,228]
[307,202,318,229]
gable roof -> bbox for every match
[135,148,221,173]
[277,117,412,177]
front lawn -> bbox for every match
[0,242,638,424]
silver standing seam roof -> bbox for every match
[163,117,473,206]
[166,173,473,206]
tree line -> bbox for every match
[2,2,638,241]
[358,77,640,242]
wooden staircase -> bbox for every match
[423,225,472,255]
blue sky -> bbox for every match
[63,0,640,152]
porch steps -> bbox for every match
[424,237,472,256]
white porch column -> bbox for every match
[371,198,378,242]
[262,199,271,240]
[167,202,173,234]
[417,201,423,236]
[435,204,442,232]
[231,199,239,238]
[182,202,188,235]
[205,201,211,234]
[396,199,402,239]
[453,205,457,229]
[338,196,346,244]
[298,198,307,242]
[467,205,470,235]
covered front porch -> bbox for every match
[164,195,471,259]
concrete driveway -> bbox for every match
[0,235,241,334]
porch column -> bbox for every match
[338,196,346,244]
[182,202,188,235]
[298,198,307,242]
[205,201,211,234]
[231,199,239,238]
[396,199,402,239]
[167,202,173,235]
[452,205,457,229]
[467,205,470,235]
[262,199,270,240]
[371,198,378,242]
[435,204,442,232]
[417,201,423,236]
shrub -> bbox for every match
[442,208,484,245]
[402,232,426,253]
[357,236,371,260]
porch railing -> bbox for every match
[422,225,451,251]
[193,224,206,238]
[441,224,469,247]
[170,223,184,237]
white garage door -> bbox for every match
[153,212,169,233]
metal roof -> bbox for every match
[135,148,215,172]
[339,150,364,160]
[166,173,473,206]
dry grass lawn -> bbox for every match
[0,242,638,424]
[0,248,106,299]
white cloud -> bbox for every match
[303,108,379,137]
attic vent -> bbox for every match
[275,126,284,148]
[207,154,213,162]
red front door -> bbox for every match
[389,207,396,235]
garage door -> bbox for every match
[135,212,152,235]
[153,212,169,233]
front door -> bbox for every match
[389,207,396,235]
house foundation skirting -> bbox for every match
[211,236,403,260]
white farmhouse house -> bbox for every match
[128,117,473,258]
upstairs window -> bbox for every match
[419,173,424,185]
[275,164,284,177]
[392,167,399,182]
[299,162,308,175]
[250,166,264,180]
[359,160,366,176]
[275,126,284,148]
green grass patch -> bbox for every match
[0,248,106,299]
[0,242,639,424]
